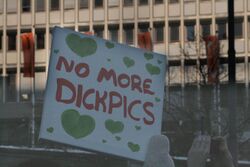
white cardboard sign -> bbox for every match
[39,27,166,161]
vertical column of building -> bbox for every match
[134,0,138,47]
[119,0,123,43]
[45,0,50,77]
[2,0,6,77]
[196,0,201,119]
[17,0,21,102]
[211,0,216,35]
[244,0,249,86]
[60,0,63,27]
[180,0,185,87]
[75,0,79,31]
[104,0,108,40]
[196,0,200,85]
[165,0,169,86]
[89,0,93,32]
[149,0,153,41]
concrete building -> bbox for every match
[0,0,249,89]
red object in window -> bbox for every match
[137,31,153,51]
[83,31,93,35]
[203,35,220,84]
[20,33,35,78]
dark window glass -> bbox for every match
[201,21,211,38]
[186,24,195,41]
[138,23,149,33]
[169,0,178,3]
[123,24,134,44]
[154,23,164,43]
[36,0,45,11]
[22,0,31,12]
[79,0,88,9]
[36,29,45,49]
[124,0,133,6]
[154,0,163,4]
[7,31,16,51]
[95,0,103,8]
[169,22,179,42]
[235,19,243,38]
[109,25,119,42]
[50,0,59,10]
[0,31,2,50]
[94,26,104,38]
[217,20,227,40]
[139,0,148,5]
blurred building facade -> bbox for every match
[0,0,249,89]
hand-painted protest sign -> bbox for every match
[39,27,166,161]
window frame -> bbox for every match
[79,0,89,9]
[154,23,164,44]
[94,0,103,8]
[50,0,60,11]
[64,0,75,10]
[169,22,180,43]
[7,31,17,51]
[123,0,133,6]
[22,0,31,13]
[36,0,45,12]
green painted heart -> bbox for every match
[66,33,97,57]
[157,60,162,64]
[115,136,121,141]
[123,57,135,68]
[146,63,161,75]
[54,49,59,54]
[105,119,124,134]
[128,142,140,152]
[105,41,115,49]
[155,97,161,102]
[61,109,95,139]
[144,52,153,60]
[47,127,54,133]
[135,125,141,131]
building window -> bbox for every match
[0,31,2,50]
[109,0,119,7]
[200,20,211,38]
[94,26,104,38]
[154,23,164,43]
[79,26,89,33]
[109,25,119,42]
[79,0,88,9]
[235,19,243,39]
[169,22,179,42]
[185,22,195,41]
[22,0,31,12]
[36,29,45,49]
[94,0,103,8]
[124,0,133,6]
[154,0,163,4]
[64,0,75,9]
[50,0,60,11]
[7,0,17,13]
[138,23,149,33]
[216,20,227,40]
[169,0,178,3]
[7,31,16,51]
[36,0,45,11]
[139,0,148,5]
[123,24,134,44]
